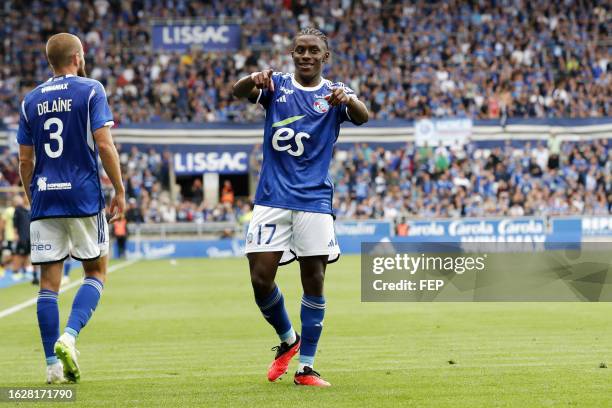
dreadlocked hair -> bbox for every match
[295,27,329,49]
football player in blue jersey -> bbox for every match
[17,33,125,384]
[233,28,368,387]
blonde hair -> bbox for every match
[46,33,82,69]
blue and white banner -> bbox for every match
[335,221,392,237]
[152,23,241,51]
[414,118,472,147]
[398,218,580,243]
[582,216,612,236]
[114,217,585,260]
[173,151,248,175]
[123,239,244,260]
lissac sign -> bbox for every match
[152,23,241,51]
[173,151,248,175]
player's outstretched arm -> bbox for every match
[325,88,369,125]
[232,69,274,100]
[93,126,125,223]
[18,145,35,205]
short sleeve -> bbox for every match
[17,100,33,146]
[89,81,114,132]
[337,83,361,125]
[248,72,282,109]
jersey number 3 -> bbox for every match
[43,117,64,158]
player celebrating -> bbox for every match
[232,28,368,387]
[17,33,125,383]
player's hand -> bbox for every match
[251,69,275,91]
[324,87,351,106]
[108,192,126,224]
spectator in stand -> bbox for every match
[112,216,129,259]
[220,180,235,205]
[191,179,204,206]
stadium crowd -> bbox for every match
[328,139,611,220]
[1,0,609,127]
[4,137,609,227]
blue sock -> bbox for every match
[255,286,293,342]
[37,289,60,365]
[66,277,104,337]
[300,295,326,367]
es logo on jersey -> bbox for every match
[270,115,311,157]
[313,98,329,113]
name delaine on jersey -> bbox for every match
[37,98,72,116]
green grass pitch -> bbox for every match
[0,256,610,407]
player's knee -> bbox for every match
[250,272,274,296]
[40,273,61,292]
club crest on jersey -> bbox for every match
[313,98,329,114]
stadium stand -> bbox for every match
[1,138,610,224]
[1,0,609,126]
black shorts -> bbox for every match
[15,240,30,256]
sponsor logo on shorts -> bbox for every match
[328,238,337,248]
[31,243,52,251]
[246,233,253,244]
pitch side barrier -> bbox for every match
[115,216,610,260]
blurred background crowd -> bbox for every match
[1,0,609,127]
[0,139,610,229]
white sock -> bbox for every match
[63,331,77,345]
[297,363,312,373]
[281,328,297,345]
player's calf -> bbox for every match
[293,294,328,385]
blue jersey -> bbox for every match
[252,72,360,214]
[17,74,114,221]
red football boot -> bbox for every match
[267,334,300,382]
[294,366,331,387]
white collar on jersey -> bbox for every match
[291,74,327,91]
[47,74,75,82]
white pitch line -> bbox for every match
[0,259,138,319]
